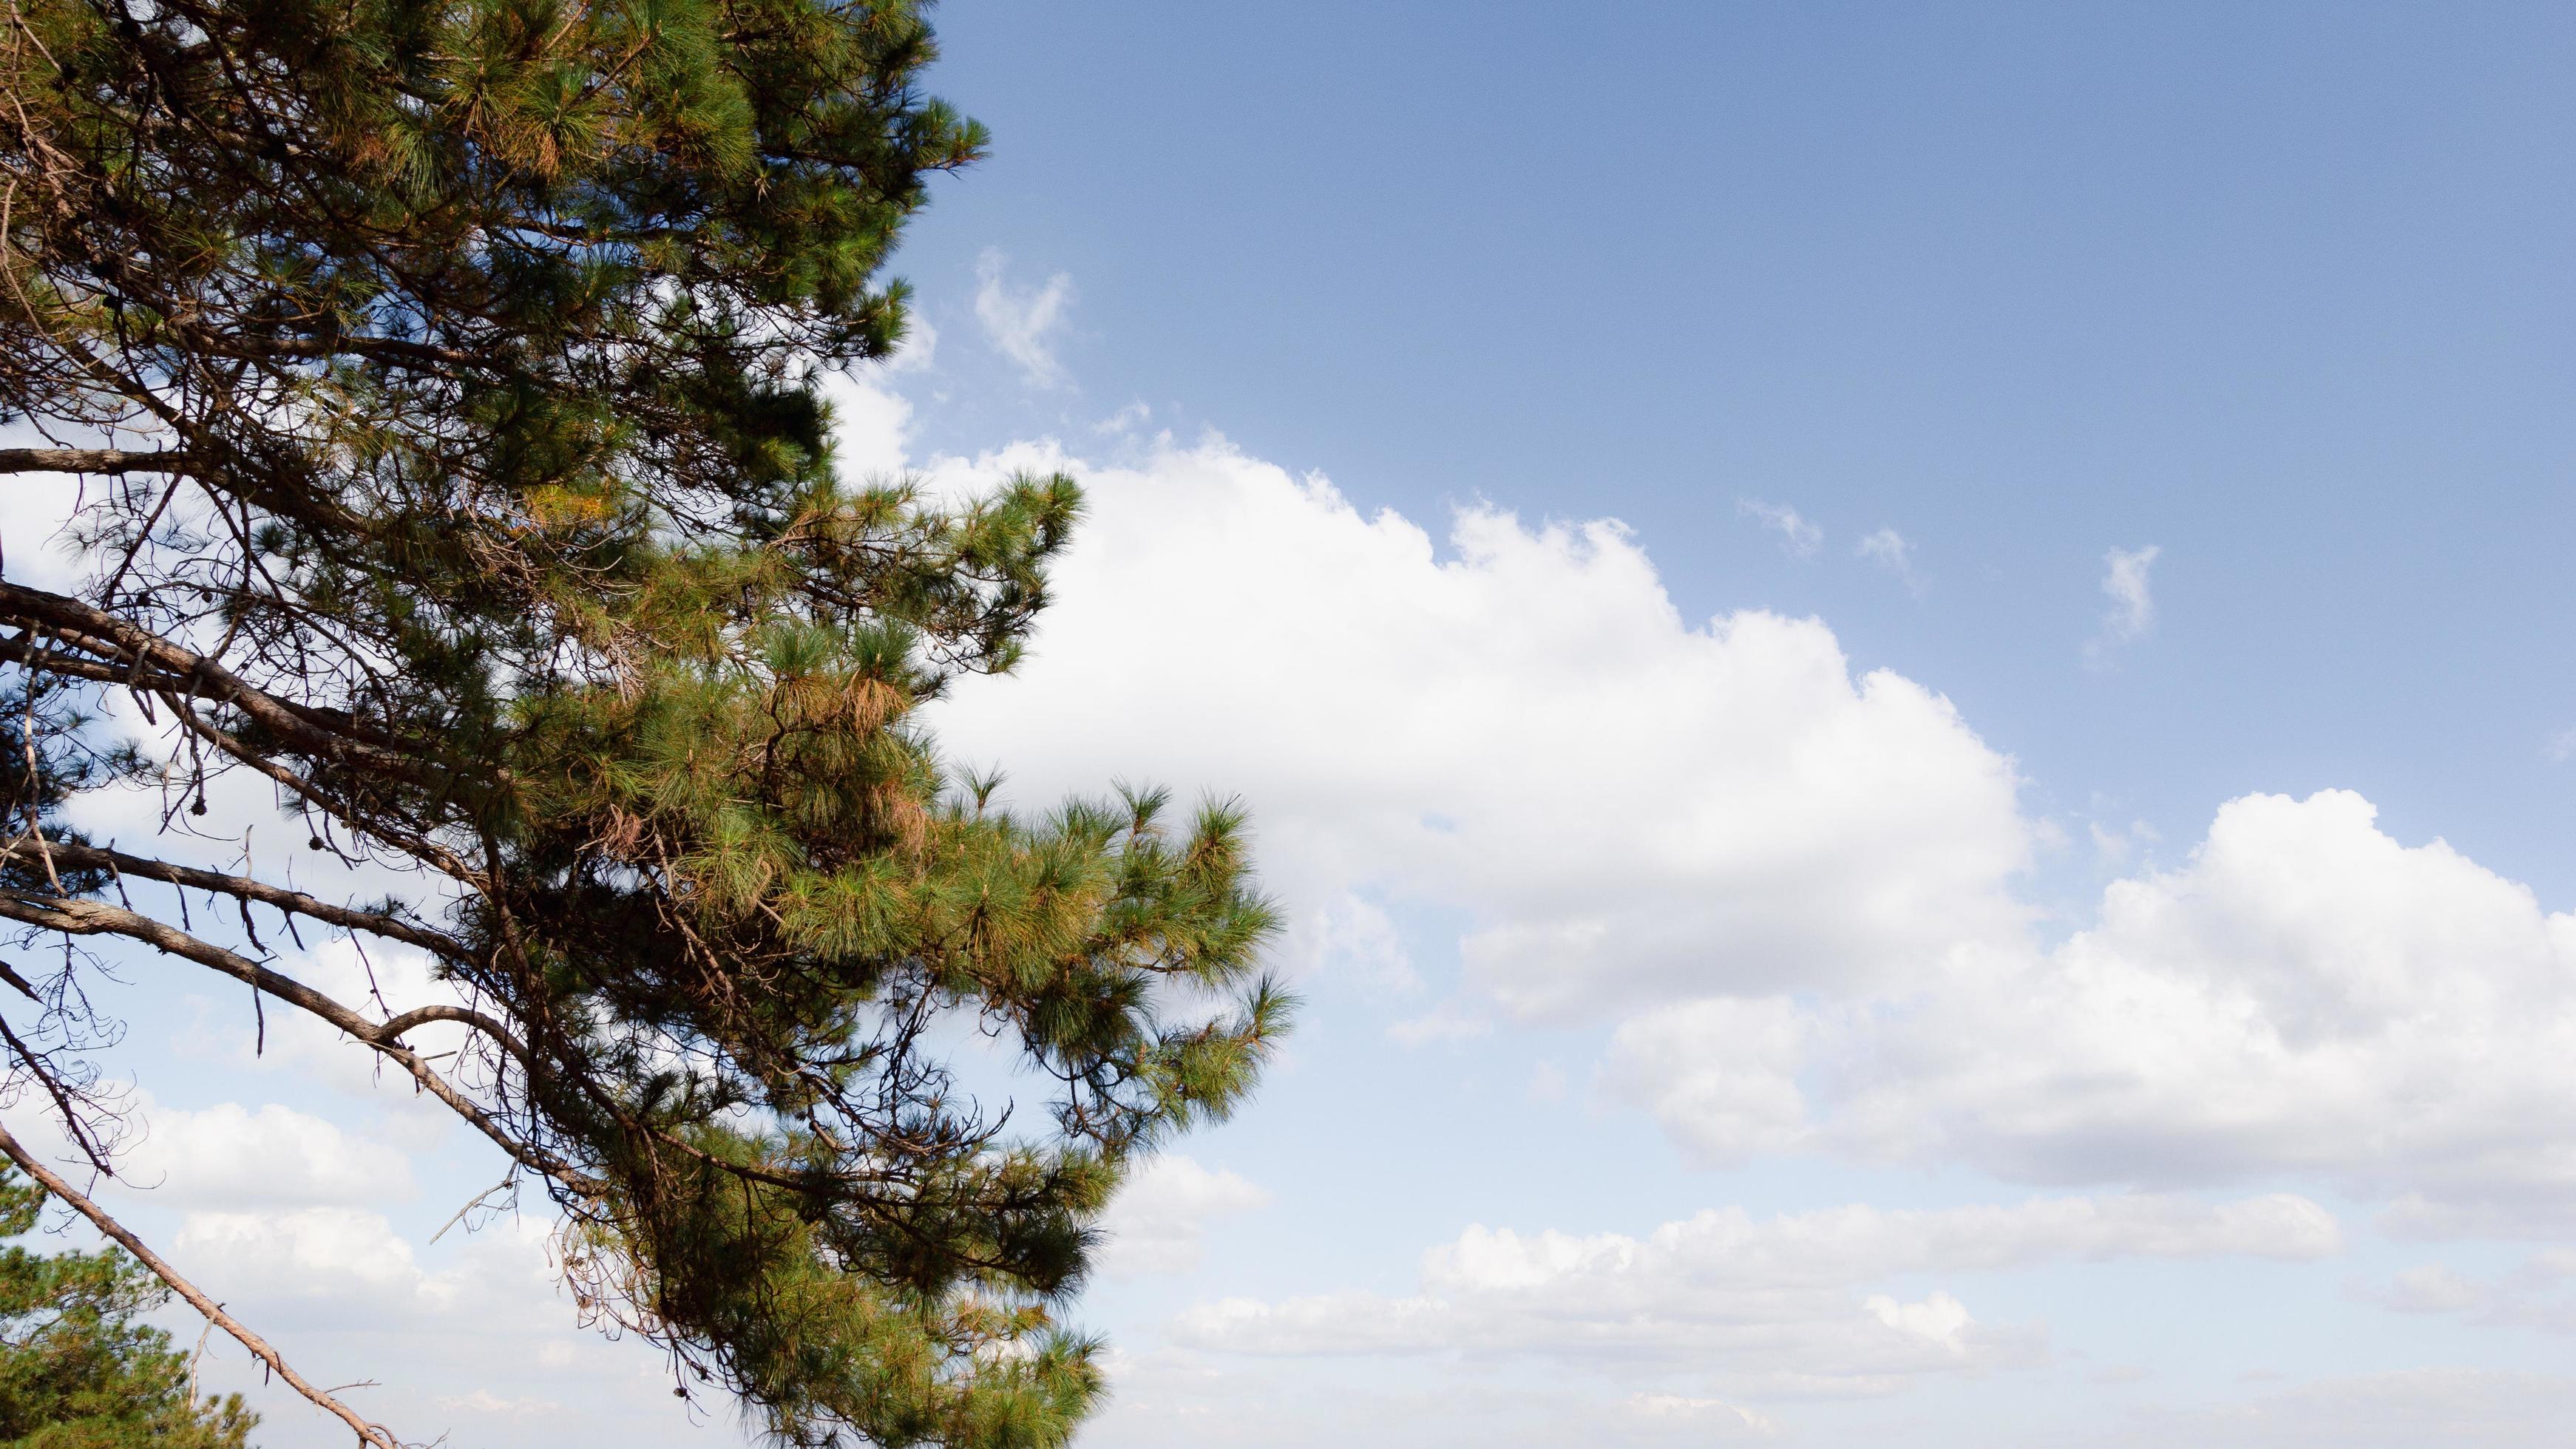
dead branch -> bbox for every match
[0,1116,401,1449]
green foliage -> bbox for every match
[0,1171,254,1448]
[0,3,1287,1445]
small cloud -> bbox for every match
[1626,1393,1775,1435]
[883,310,938,374]
[1855,527,1922,592]
[2088,817,2160,867]
[1738,498,1822,557]
[438,1390,563,1417]
[1096,1156,1272,1278]
[1094,401,1152,435]
[1306,893,1420,997]
[2089,821,2132,865]
[2084,544,2160,668]
[973,248,1076,388]
[1387,1002,1493,1046]
[2377,1263,2485,1314]
[2548,728,2576,764]
[1865,1291,1976,1353]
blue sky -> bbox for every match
[26,4,2576,1445]
[896,0,2576,887]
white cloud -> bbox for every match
[885,310,938,374]
[2089,815,2159,866]
[176,1206,445,1306]
[437,1389,566,1417]
[926,435,2032,1019]
[1855,528,1921,591]
[1299,892,1420,997]
[1625,1393,1775,1436]
[1737,498,1823,557]
[973,248,1076,387]
[2086,544,2160,665]
[1613,790,2576,1224]
[1097,1156,1272,1279]
[896,410,2576,1233]
[120,1100,415,1207]
[820,368,915,481]
[1386,1000,1493,1045]
[1094,401,1153,435]
[1172,1191,2321,1394]
[2363,1252,2576,1333]
[1418,1192,2338,1299]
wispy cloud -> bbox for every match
[972,248,1075,388]
[1857,527,1922,592]
[1738,498,1822,557]
[2084,544,2160,668]
[1093,401,1153,435]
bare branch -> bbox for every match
[0,447,193,475]
[0,889,598,1193]
[0,580,416,766]
[0,1116,401,1449]
[26,840,469,963]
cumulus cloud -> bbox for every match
[2085,544,2160,665]
[1415,1192,2336,1300]
[972,248,1075,387]
[1171,1191,2323,1394]
[820,368,916,481]
[1097,1156,1272,1279]
[926,436,2032,1018]
[898,407,2576,1232]
[121,1100,415,1207]
[176,1206,447,1306]
[1737,498,1823,557]
[1612,790,2576,1224]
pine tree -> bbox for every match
[0,4,1287,1445]
[0,1170,256,1449]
